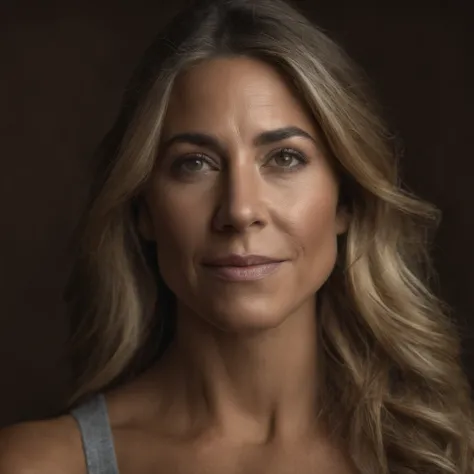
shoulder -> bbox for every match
[0,415,85,474]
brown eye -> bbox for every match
[173,154,216,174]
[182,158,206,172]
[268,148,306,169]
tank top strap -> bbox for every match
[70,393,120,474]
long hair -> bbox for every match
[65,0,474,472]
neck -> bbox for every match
[159,297,321,443]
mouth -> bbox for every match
[201,254,285,282]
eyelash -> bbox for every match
[173,148,308,175]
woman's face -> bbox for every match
[139,56,347,331]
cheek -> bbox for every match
[280,171,340,244]
[150,184,206,250]
[285,186,340,288]
[148,189,209,292]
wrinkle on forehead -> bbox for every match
[162,56,319,146]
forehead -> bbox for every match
[162,56,317,137]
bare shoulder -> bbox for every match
[0,415,85,474]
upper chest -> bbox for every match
[113,430,357,474]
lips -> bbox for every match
[201,254,285,282]
[202,254,283,267]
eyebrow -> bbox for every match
[160,126,317,155]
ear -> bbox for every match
[335,205,350,236]
[136,196,156,241]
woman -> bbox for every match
[0,0,472,472]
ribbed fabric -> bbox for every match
[71,394,120,474]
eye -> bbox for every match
[173,154,216,174]
[266,148,307,170]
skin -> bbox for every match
[0,56,354,474]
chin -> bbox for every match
[198,296,293,333]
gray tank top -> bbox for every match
[70,393,120,474]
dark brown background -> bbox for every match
[1,1,472,428]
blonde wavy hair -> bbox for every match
[65,0,474,472]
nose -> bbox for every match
[212,162,268,233]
